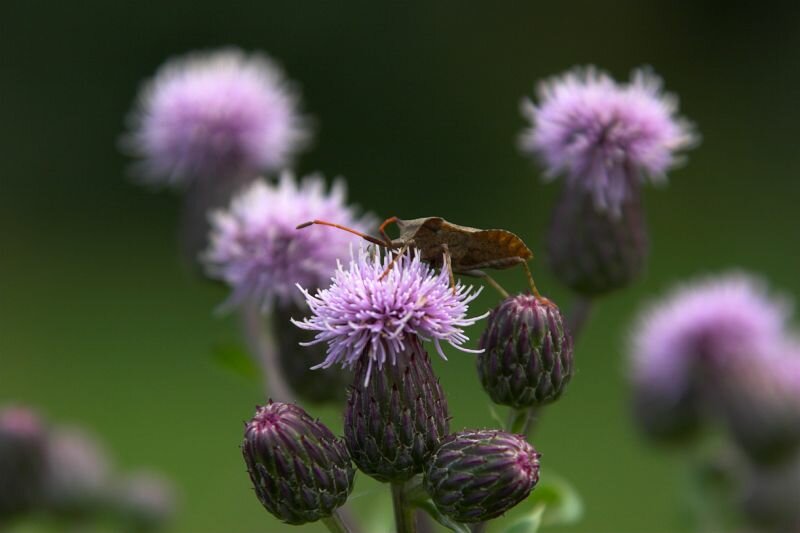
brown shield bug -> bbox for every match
[296,216,542,298]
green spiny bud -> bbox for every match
[344,339,449,482]
[477,294,573,408]
[242,402,355,525]
[547,179,648,296]
[425,429,540,523]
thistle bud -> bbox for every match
[546,179,648,296]
[344,339,449,482]
[242,402,355,525]
[273,303,351,404]
[424,429,540,523]
[0,406,47,520]
[477,294,573,408]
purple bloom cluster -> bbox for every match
[124,48,308,187]
[630,273,790,401]
[293,247,487,383]
[203,173,371,311]
[520,67,696,214]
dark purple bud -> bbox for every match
[344,338,449,482]
[477,295,573,408]
[0,406,47,520]
[273,303,351,405]
[546,178,648,296]
[242,402,355,525]
[424,429,540,522]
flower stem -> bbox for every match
[391,481,417,533]
[240,300,294,402]
[322,509,353,533]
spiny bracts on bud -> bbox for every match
[424,429,540,523]
[344,339,449,482]
[274,304,351,404]
[477,294,573,408]
[547,178,648,296]
[242,402,355,525]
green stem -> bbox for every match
[391,481,417,533]
[566,295,593,339]
[322,509,353,533]
[240,300,294,402]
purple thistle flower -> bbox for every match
[520,66,697,214]
[628,273,790,441]
[203,173,372,311]
[124,48,308,187]
[292,246,487,383]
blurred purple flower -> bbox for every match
[292,247,487,383]
[203,173,371,311]
[630,273,790,407]
[124,48,308,187]
[520,66,697,214]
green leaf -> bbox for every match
[503,503,545,533]
[527,473,583,527]
[211,343,260,382]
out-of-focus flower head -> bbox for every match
[203,173,372,312]
[124,48,308,187]
[42,427,113,516]
[628,273,791,442]
[520,66,697,214]
[111,471,176,531]
[0,406,47,520]
[293,246,487,383]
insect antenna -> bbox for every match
[296,220,389,247]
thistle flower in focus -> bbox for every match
[293,246,487,382]
[204,173,372,312]
[629,273,790,443]
[124,48,308,187]
[520,66,696,215]
[344,338,449,482]
[424,429,540,522]
[242,402,355,525]
[477,294,573,408]
[0,406,47,520]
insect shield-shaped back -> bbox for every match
[344,338,449,482]
[394,218,533,272]
[242,402,355,525]
[477,294,573,408]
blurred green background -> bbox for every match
[2,1,799,531]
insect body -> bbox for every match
[297,216,541,298]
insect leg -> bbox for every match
[378,216,399,246]
[459,269,509,299]
[438,244,457,294]
[378,240,412,280]
[522,262,542,299]
[296,220,386,246]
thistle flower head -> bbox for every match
[521,66,697,214]
[478,294,573,408]
[242,402,355,524]
[628,273,791,442]
[424,429,541,522]
[204,173,371,311]
[124,48,308,187]
[293,246,487,382]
